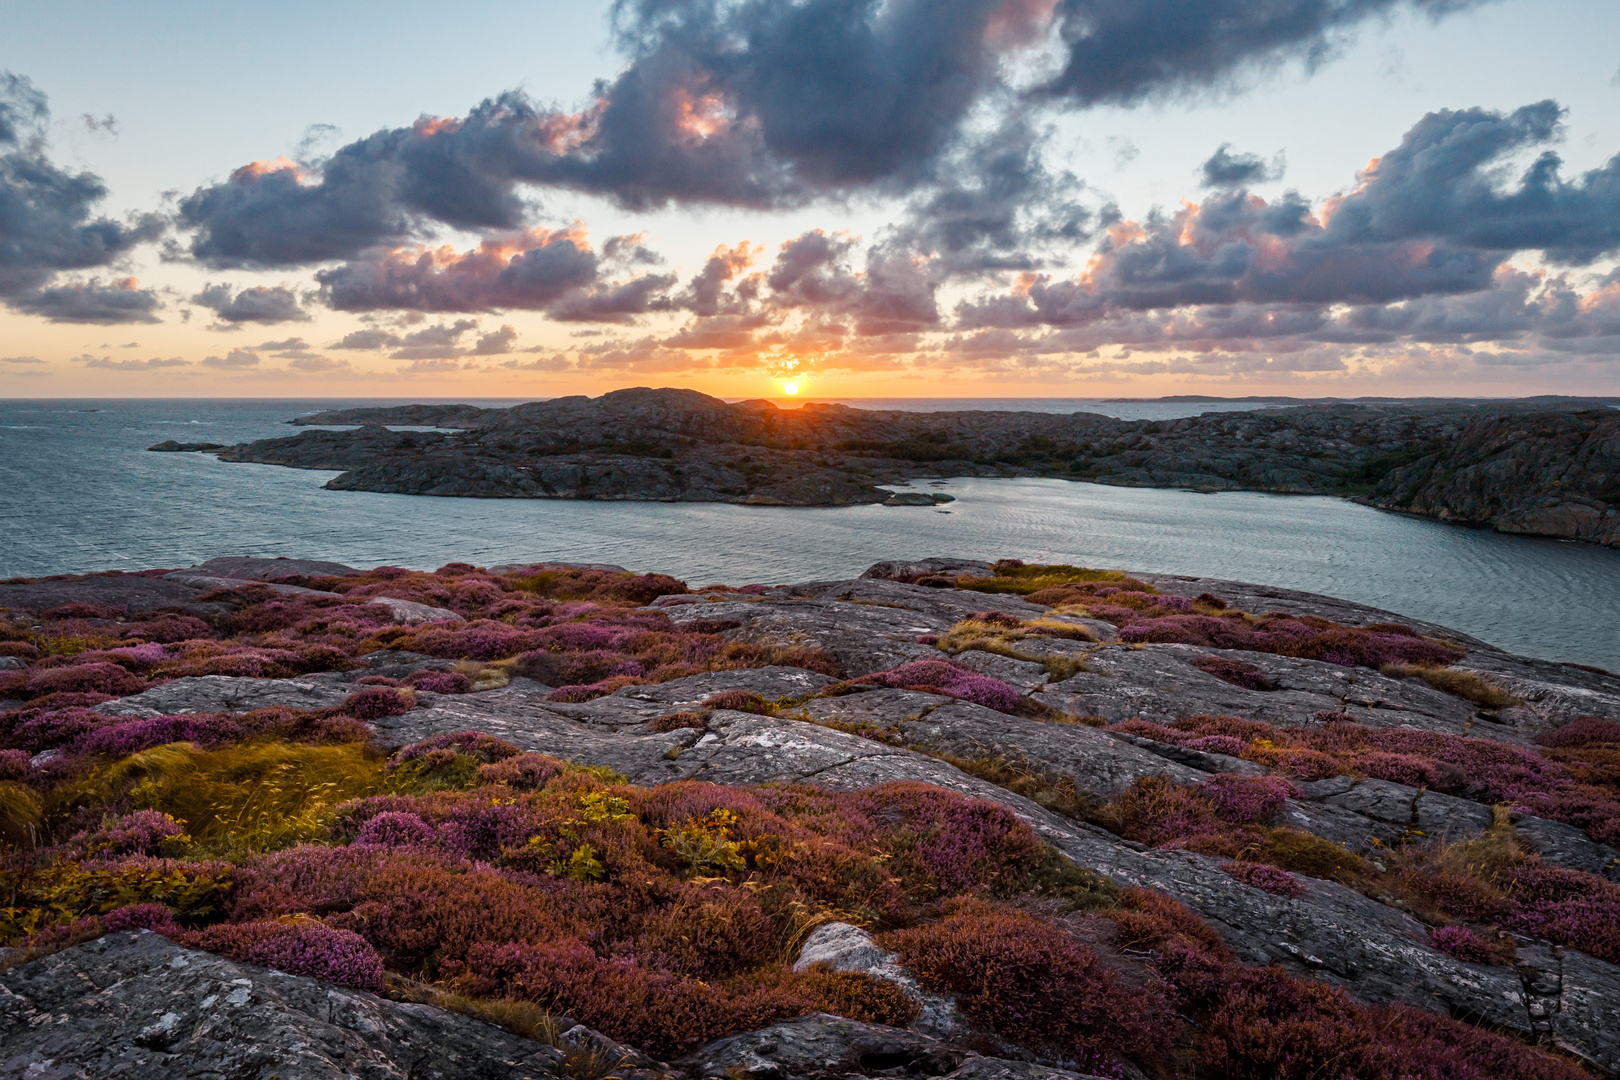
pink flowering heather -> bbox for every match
[1185,735,1248,756]
[353,810,437,848]
[1201,774,1299,824]
[1223,861,1305,897]
[190,920,386,992]
[70,714,248,758]
[71,810,187,857]
[393,730,522,765]
[338,686,415,720]
[1429,925,1506,965]
[404,669,471,694]
[1535,716,1620,748]
[854,660,1025,714]
[102,903,183,936]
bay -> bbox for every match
[1,398,1615,668]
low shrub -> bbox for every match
[853,660,1025,714]
[1223,860,1305,896]
[1536,716,1620,749]
[190,919,385,992]
[882,899,1168,1071]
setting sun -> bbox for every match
[781,381,799,395]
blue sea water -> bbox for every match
[1,398,1616,668]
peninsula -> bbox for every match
[151,388,1620,546]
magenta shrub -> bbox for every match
[393,730,522,765]
[404,669,471,694]
[1429,925,1505,965]
[102,903,182,936]
[72,811,187,857]
[854,660,1025,714]
[1536,716,1620,748]
[190,920,386,992]
[1186,735,1247,756]
[1201,774,1298,824]
[353,811,437,848]
[71,714,248,757]
[1223,861,1305,896]
[24,662,145,699]
[338,686,415,720]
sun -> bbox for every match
[781,381,800,396]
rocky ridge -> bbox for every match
[3,554,1620,1077]
[151,387,1620,544]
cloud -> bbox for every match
[0,355,43,364]
[1033,0,1484,107]
[501,353,572,372]
[1201,144,1285,187]
[332,328,403,350]
[10,277,163,323]
[192,282,309,324]
[201,348,261,368]
[386,319,492,360]
[175,0,1472,269]
[398,357,469,374]
[287,355,352,372]
[75,354,189,370]
[471,324,517,354]
[0,74,162,308]
[81,113,118,136]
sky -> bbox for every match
[1,0,1619,400]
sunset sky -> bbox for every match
[2,0,1618,400]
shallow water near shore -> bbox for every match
[2,398,1617,668]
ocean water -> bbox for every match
[1,398,1616,668]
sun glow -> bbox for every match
[781,381,800,395]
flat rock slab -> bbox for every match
[1034,643,1483,736]
[190,556,361,580]
[162,571,341,597]
[96,676,357,717]
[0,575,229,617]
[679,1013,1103,1080]
[0,931,565,1080]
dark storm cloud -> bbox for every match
[961,101,1620,333]
[314,228,675,321]
[1033,0,1483,105]
[192,282,309,324]
[176,0,1470,269]
[1201,144,1284,187]
[11,277,163,323]
[0,73,163,310]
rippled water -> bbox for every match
[2,399,1616,667]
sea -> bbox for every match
[1,397,1616,669]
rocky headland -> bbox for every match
[151,387,1620,545]
[2,554,1619,1078]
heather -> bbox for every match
[912,561,1470,672]
[1108,713,1620,847]
[0,562,836,709]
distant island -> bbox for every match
[150,387,1620,547]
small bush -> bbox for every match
[882,899,1168,1070]
[1223,860,1305,896]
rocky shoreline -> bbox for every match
[2,554,1619,1077]
[150,388,1620,546]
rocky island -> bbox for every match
[2,553,1619,1078]
[152,388,1620,546]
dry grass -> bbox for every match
[934,618,1092,682]
[387,978,628,1079]
[1381,664,1523,709]
[48,742,396,857]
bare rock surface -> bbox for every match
[792,923,964,1036]
[0,574,229,617]
[0,931,566,1079]
[96,675,358,717]
[678,1013,1102,1080]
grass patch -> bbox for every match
[1381,664,1523,709]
